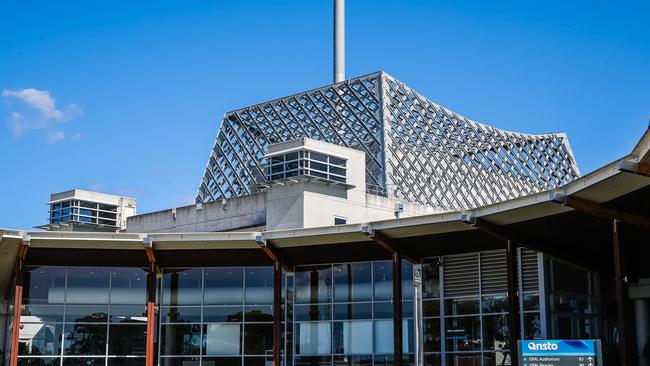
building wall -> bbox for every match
[126,192,266,233]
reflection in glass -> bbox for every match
[108,324,147,355]
[65,305,108,323]
[202,357,241,366]
[445,353,482,366]
[333,355,373,366]
[160,324,201,355]
[423,318,441,352]
[23,267,66,305]
[66,268,110,305]
[22,305,64,323]
[296,266,332,304]
[63,323,108,355]
[109,306,147,323]
[296,322,331,355]
[162,269,202,306]
[333,320,373,354]
[245,267,273,305]
[110,268,147,305]
[160,357,199,366]
[423,300,440,318]
[481,295,508,314]
[444,316,481,352]
[444,298,480,316]
[243,324,273,355]
[524,313,542,339]
[424,354,442,366]
[202,306,242,323]
[17,358,60,366]
[482,314,509,350]
[62,358,106,366]
[372,262,392,301]
[19,323,63,356]
[244,306,273,322]
[295,305,331,322]
[204,268,243,305]
[160,307,202,323]
[333,303,371,320]
[107,358,146,366]
[333,263,372,302]
[203,324,242,355]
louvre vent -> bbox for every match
[553,260,588,293]
[443,253,479,297]
[519,249,540,292]
[480,250,507,294]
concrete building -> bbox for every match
[38,189,136,232]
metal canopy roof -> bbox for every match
[1,128,649,296]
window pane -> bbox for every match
[66,268,110,305]
[295,266,331,304]
[65,305,108,323]
[108,324,146,355]
[373,262,392,301]
[444,316,481,352]
[444,298,479,316]
[110,269,147,305]
[22,305,64,322]
[160,357,199,366]
[422,260,440,299]
[482,352,511,366]
[63,323,108,355]
[424,354,442,366]
[109,306,147,323]
[482,314,509,350]
[245,267,273,305]
[243,356,271,366]
[107,358,146,366]
[24,267,66,305]
[17,358,60,366]
[401,261,414,300]
[162,269,202,306]
[295,305,331,322]
[244,305,273,322]
[481,295,508,314]
[423,318,441,352]
[423,300,439,318]
[244,324,273,355]
[373,320,392,354]
[296,322,331,355]
[333,303,371,320]
[19,323,63,356]
[202,357,241,366]
[159,324,201,355]
[333,263,372,302]
[294,356,331,366]
[333,320,372,355]
[445,353,482,366]
[524,313,542,339]
[522,293,540,311]
[202,306,242,323]
[62,358,105,366]
[203,324,242,356]
[373,302,392,319]
[204,268,243,305]
[160,307,201,323]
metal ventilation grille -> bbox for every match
[553,260,588,293]
[480,250,507,294]
[443,253,479,297]
[520,249,540,292]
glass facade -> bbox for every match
[6,250,599,366]
[17,266,148,366]
[50,200,118,226]
[159,267,275,366]
[292,261,414,366]
[265,150,347,183]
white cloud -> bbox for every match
[47,131,65,144]
[2,88,82,140]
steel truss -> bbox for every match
[197,72,580,210]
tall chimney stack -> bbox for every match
[334,0,345,83]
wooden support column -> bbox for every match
[10,237,29,366]
[256,236,289,366]
[505,240,520,366]
[143,237,159,366]
[613,220,635,366]
[273,259,282,366]
[392,251,403,366]
[551,193,650,230]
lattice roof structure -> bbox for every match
[197,71,580,211]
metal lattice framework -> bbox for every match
[197,72,580,210]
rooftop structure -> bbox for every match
[197,72,580,211]
[38,189,136,232]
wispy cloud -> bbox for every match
[2,88,82,140]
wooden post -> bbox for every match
[613,220,634,366]
[506,240,520,366]
[145,264,156,366]
[273,259,282,366]
[9,261,24,366]
[392,251,403,366]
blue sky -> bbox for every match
[1,0,648,229]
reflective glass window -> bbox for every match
[159,324,201,355]
[444,316,481,352]
[204,268,243,305]
[18,323,63,356]
[108,324,146,355]
[295,266,331,304]
[333,263,372,302]
[110,269,146,305]
[482,314,509,350]
[332,320,372,355]
[203,324,242,355]
[243,324,273,355]
[63,323,108,355]
[160,307,202,323]
[372,262,392,301]
[202,306,243,323]
[24,267,66,305]
[245,267,273,305]
[162,269,202,306]
[66,268,110,305]
[296,322,331,355]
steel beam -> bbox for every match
[619,160,650,178]
[392,250,403,366]
[613,220,635,366]
[552,193,650,230]
[361,226,420,264]
[506,240,520,366]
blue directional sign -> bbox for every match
[518,340,602,366]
